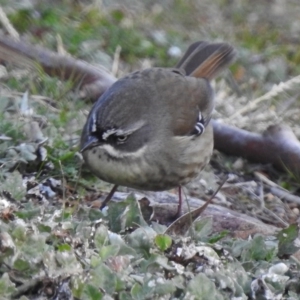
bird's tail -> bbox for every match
[176,41,236,80]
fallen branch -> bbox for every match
[0,34,116,100]
[212,120,300,176]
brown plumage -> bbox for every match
[81,41,236,215]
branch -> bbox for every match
[0,34,116,100]
[212,120,300,175]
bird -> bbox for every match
[80,41,236,216]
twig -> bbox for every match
[111,45,122,76]
[270,187,300,205]
[0,6,19,40]
[227,75,300,121]
[254,171,278,187]
[1,90,59,112]
[254,171,300,205]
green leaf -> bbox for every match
[126,227,156,257]
[208,230,229,244]
[0,273,16,297]
[109,232,137,256]
[154,234,172,251]
[188,273,224,300]
[57,243,72,252]
[15,208,41,220]
[55,211,72,221]
[106,194,148,233]
[11,225,27,242]
[90,263,117,295]
[0,171,26,200]
[241,235,277,262]
[141,253,173,271]
[37,223,52,233]
[131,283,142,299]
[130,274,176,299]
[151,222,168,234]
[88,207,105,221]
[99,245,120,260]
[83,284,103,300]
[190,216,213,241]
[119,291,133,300]
[71,276,85,298]
[277,224,300,257]
[13,258,31,272]
[111,9,125,22]
[94,225,109,250]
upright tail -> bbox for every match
[176,41,236,80]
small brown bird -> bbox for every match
[81,41,236,215]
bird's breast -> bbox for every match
[82,123,213,191]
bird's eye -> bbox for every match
[116,135,128,143]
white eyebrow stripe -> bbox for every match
[102,120,146,140]
[102,128,118,140]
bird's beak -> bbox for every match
[80,136,100,153]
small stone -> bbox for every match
[168,46,182,58]
[232,158,244,170]
[268,262,288,275]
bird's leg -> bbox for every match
[100,184,119,209]
[175,186,183,217]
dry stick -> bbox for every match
[0,6,19,40]
[111,45,122,76]
[269,187,300,206]
[255,171,300,205]
[255,171,300,201]
[0,90,59,111]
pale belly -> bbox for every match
[82,123,213,191]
